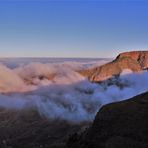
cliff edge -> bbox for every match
[80,51,148,82]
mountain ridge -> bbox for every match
[79,51,148,82]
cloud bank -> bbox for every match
[0,59,147,122]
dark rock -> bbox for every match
[67,92,148,148]
[0,108,89,148]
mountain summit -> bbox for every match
[80,51,148,82]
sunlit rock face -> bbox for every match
[116,51,148,69]
[80,51,148,82]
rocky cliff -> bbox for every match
[116,51,148,69]
[80,51,148,82]
[67,91,148,148]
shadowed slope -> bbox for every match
[67,91,148,148]
[0,108,90,148]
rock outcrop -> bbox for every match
[116,51,148,69]
[67,91,148,148]
[80,51,148,82]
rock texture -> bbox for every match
[0,108,89,148]
[67,91,148,148]
[116,51,148,69]
[80,51,148,82]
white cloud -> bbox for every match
[0,59,147,122]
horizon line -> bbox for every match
[0,56,113,59]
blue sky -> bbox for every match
[0,0,148,58]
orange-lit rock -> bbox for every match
[80,51,148,82]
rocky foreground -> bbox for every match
[67,91,148,148]
[0,92,147,148]
[80,51,148,82]
[0,108,90,148]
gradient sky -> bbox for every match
[0,0,148,58]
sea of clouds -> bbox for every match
[0,58,147,122]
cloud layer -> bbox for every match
[0,59,147,122]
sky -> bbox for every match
[0,0,148,58]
